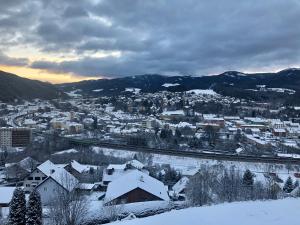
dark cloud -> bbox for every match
[62,6,89,18]
[0,51,29,66]
[1,0,300,77]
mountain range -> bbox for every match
[59,68,300,102]
[1,68,300,103]
[0,70,65,102]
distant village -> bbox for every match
[1,88,300,223]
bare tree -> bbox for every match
[48,174,88,225]
[204,125,219,146]
[186,167,217,206]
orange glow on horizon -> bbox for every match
[0,65,100,84]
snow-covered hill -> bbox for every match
[112,198,300,225]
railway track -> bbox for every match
[67,138,300,165]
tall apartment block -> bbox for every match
[0,127,32,148]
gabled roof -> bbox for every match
[18,156,39,172]
[37,167,79,192]
[104,170,169,203]
[107,164,127,170]
[172,177,189,194]
[127,160,145,170]
[104,160,148,183]
[49,168,79,191]
[37,160,58,176]
[77,183,96,190]
[70,160,88,173]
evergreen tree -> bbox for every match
[8,188,26,225]
[283,176,294,193]
[26,190,42,225]
[242,169,254,186]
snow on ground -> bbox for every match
[278,153,300,159]
[92,89,103,92]
[186,89,218,95]
[65,89,82,97]
[111,198,300,225]
[86,199,184,221]
[92,147,300,180]
[52,148,79,155]
[125,88,141,94]
[162,83,180,87]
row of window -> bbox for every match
[27,176,47,181]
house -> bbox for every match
[76,183,96,195]
[64,160,89,180]
[160,110,185,121]
[23,160,58,192]
[104,170,169,205]
[102,160,148,186]
[203,117,225,127]
[0,187,15,218]
[272,128,287,137]
[36,167,79,205]
[18,157,39,172]
[5,157,39,182]
[5,163,30,182]
[169,176,189,200]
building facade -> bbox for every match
[0,127,32,148]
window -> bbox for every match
[44,187,47,191]
[42,177,47,180]
[28,177,33,180]
[26,184,30,187]
[35,177,41,180]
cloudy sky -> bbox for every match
[1,0,300,83]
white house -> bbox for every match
[36,167,79,205]
[23,160,58,192]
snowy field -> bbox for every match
[111,198,300,225]
[93,147,300,177]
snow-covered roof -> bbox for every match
[273,128,286,133]
[235,147,244,154]
[47,167,79,192]
[37,160,58,176]
[162,83,180,87]
[172,177,189,194]
[127,160,145,170]
[104,161,148,183]
[176,122,194,128]
[186,89,217,96]
[18,157,39,172]
[70,160,88,173]
[77,183,96,190]
[107,164,127,170]
[104,170,169,203]
[161,110,184,116]
[0,187,15,204]
[52,149,79,155]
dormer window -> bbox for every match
[107,168,114,175]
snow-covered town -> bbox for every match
[1,87,300,224]
[1,0,300,224]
